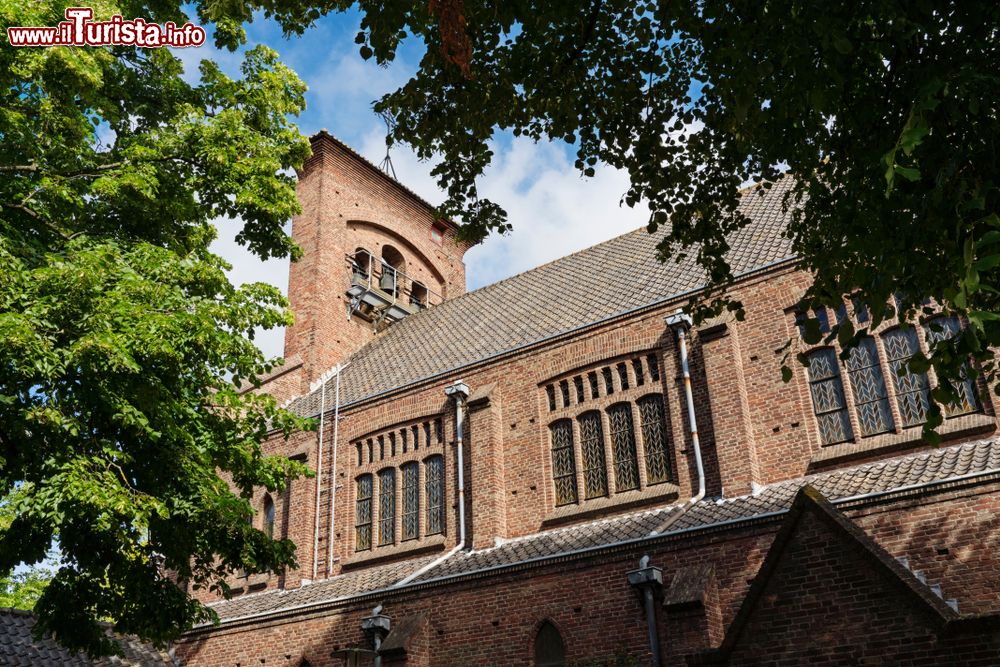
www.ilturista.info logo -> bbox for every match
[7,7,206,47]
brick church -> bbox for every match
[175,133,1000,666]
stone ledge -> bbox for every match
[542,482,680,526]
[809,413,997,467]
[341,534,448,569]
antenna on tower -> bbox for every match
[377,110,398,180]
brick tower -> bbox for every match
[260,131,472,403]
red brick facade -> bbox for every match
[178,136,1000,665]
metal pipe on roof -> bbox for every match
[648,312,706,536]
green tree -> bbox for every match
[0,488,52,610]
[222,0,999,433]
[1,0,313,656]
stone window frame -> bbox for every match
[541,351,678,518]
[350,415,448,554]
[793,301,993,460]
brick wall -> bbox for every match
[274,133,472,399]
[177,482,1000,666]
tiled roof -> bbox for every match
[287,179,797,416]
[0,608,173,666]
[205,436,1000,625]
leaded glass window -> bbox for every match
[412,424,420,449]
[589,371,599,399]
[607,403,639,491]
[401,462,419,541]
[378,468,395,546]
[577,412,608,499]
[425,455,444,535]
[603,367,614,395]
[844,337,894,436]
[355,474,373,551]
[882,328,931,427]
[574,376,585,403]
[263,494,275,539]
[638,395,671,484]
[549,420,578,506]
[560,379,570,407]
[807,348,854,445]
[924,316,979,417]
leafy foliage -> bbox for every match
[0,489,52,610]
[1,0,313,655]
[213,0,1000,421]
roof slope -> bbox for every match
[204,437,1000,625]
[289,179,796,416]
[0,608,173,666]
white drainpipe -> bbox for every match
[326,362,348,577]
[311,373,328,582]
[393,379,469,587]
[651,311,706,534]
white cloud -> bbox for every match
[354,128,649,289]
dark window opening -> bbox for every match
[588,371,599,399]
[617,362,630,390]
[647,354,660,383]
[602,367,614,395]
[560,379,571,408]
[546,385,556,411]
[534,622,566,667]
[633,358,645,386]
[574,376,584,403]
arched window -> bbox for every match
[607,403,639,491]
[924,316,978,416]
[638,395,672,484]
[881,328,931,427]
[380,245,405,297]
[401,462,420,541]
[806,348,853,444]
[262,494,275,539]
[549,420,577,506]
[410,281,428,309]
[424,455,445,535]
[534,621,566,667]
[355,474,373,551]
[577,412,607,499]
[378,468,396,546]
[843,336,894,436]
[352,247,372,281]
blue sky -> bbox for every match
[177,9,649,359]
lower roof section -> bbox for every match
[200,435,1000,627]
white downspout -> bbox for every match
[393,379,469,587]
[651,311,706,534]
[311,373,328,582]
[326,362,348,577]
